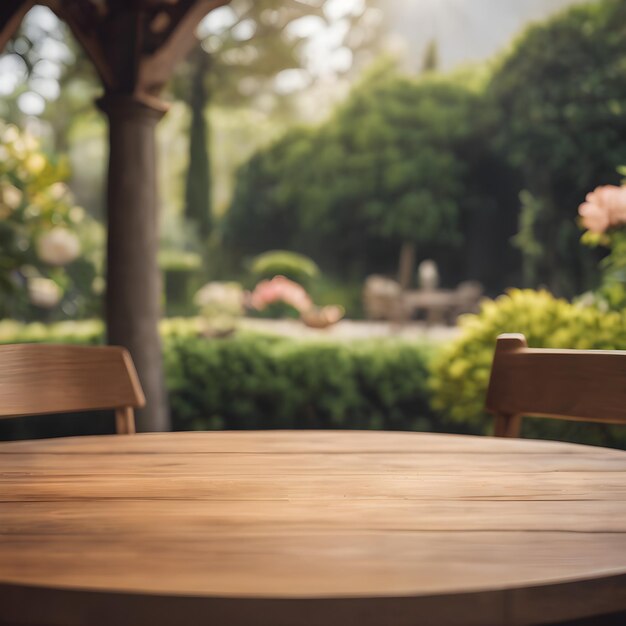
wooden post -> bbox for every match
[398,241,416,291]
[98,95,169,432]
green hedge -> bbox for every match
[0,317,204,345]
[165,335,438,432]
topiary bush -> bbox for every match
[430,289,626,447]
[164,334,437,432]
[249,250,320,287]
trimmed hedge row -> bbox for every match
[165,335,439,432]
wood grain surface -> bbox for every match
[0,344,144,434]
[0,431,625,626]
[487,334,626,438]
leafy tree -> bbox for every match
[488,0,626,296]
[328,70,476,286]
[223,125,313,257]
[174,0,382,238]
[224,64,513,288]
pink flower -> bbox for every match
[248,276,313,313]
[579,185,626,233]
[579,200,610,234]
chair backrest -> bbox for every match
[0,344,145,435]
[485,333,626,438]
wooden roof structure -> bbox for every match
[0,1,230,431]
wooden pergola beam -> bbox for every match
[42,0,229,101]
[140,0,230,96]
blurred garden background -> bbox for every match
[1,0,625,447]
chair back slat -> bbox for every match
[486,334,626,437]
[0,344,145,433]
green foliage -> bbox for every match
[184,49,212,238]
[164,335,436,432]
[250,250,320,285]
[581,228,626,310]
[222,125,318,257]
[488,0,626,295]
[430,289,626,447]
[511,190,544,287]
[0,319,104,345]
[158,250,202,272]
[0,317,204,345]
[158,251,203,316]
[601,230,626,307]
[328,71,477,247]
[224,67,513,287]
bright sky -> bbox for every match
[385,0,589,71]
[198,0,368,94]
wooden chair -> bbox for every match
[485,333,626,438]
[0,344,145,435]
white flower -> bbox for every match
[2,125,19,143]
[49,182,68,200]
[69,206,85,223]
[27,277,62,309]
[37,227,81,266]
[1,184,22,210]
[194,281,244,317]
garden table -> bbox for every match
[0,431,625,626]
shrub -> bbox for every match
[164,334,437,432]
[249,250,320,286]
[0,122,101,321]
[0,317,205,345]
[430,289,626,447]
[0,319,104,345]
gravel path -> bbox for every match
[240,318,460,342]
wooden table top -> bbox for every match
[1,431,625,626]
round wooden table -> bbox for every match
[1,431,625,626]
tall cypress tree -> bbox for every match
[184,48,212,238]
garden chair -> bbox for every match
[485,333,626,438]
[0,344,145,435]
